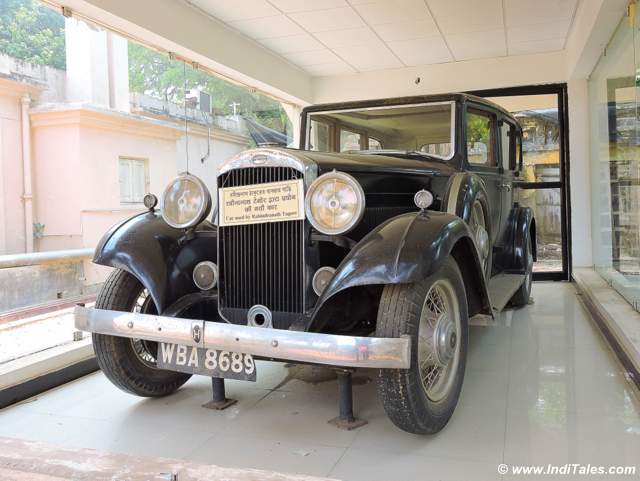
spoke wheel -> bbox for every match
[470,200,490,277]
[130,289,158,369]
[418,279,461,402]
[376,257,469,434]
[92,269,191,397]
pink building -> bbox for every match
[0,20,250,307]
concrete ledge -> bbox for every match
[0,438,337,481]
[0,339,94,391]
[573,267,640,388]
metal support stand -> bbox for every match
[328,370,367,430]
[202,377,237,410]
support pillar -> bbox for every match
[202,377,237,410]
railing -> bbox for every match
[0,248,95,269]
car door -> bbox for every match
[498,118,517,246]
[464,106,503,241]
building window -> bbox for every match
[119,157,147,204]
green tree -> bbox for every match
[0,0,65,69]
[128,42,290,135]
[466,114,490,144]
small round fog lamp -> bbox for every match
[312,266,336,296]
[143,193,158,210]
[414,189,434,210]
[193,261,218,291]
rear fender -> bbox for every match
[93,212,216,313]
[310,211,492,330]
[501,206,536,273]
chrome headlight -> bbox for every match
[161,173,211,229]
[305,171,365,235]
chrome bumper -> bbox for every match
[74,306,411,369]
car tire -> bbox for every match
[376,256,469,434]
[92,269,191,397]
[509,234,534,307]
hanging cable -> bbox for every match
[183,61,190,174]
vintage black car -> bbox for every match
[75,93,535,435]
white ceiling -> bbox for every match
[185,0,579,77]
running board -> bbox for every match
[487,273,526,313]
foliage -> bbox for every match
[0,0,65,69]
[466,113,490,144]
[128,42,290,134]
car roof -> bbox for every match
[303,93,520,128]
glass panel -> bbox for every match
[588,14,640,308]
[340,129,361,152]
[486,94,560,183]
[309,119,330,151]
[516,187,563,273]
[307,102,454,159]
[420,142,451,156]
[0,0,300,365]
[466,110,494,165]
[368,137,382,150]
[500,122,513,170]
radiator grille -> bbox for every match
[217,167,304,327]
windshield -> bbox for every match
[306,102,455,160]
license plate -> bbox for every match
[218,178,305,227]
[156,343,256,381]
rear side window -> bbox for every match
[466,110,495,166]
[501,121,516,171]
[368,137,383,150]
[340,129,362,151]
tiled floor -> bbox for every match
[1,283,638,480]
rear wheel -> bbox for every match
[376,257,469,434]
[510,234,534,307]
[92,269,191,397]
[469,198,491,279]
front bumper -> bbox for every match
[74,306,411,369]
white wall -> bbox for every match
[311,51,567,104]
[567,79,592,267]
[563,0,627,269]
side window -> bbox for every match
[500,121,515,170]
[119,157,147,204]
[466,110,495,166]
[340,129,362,151]
[515,132,522,172]
[309,119,331,151]
[368,137,382,150]
[420,142,451,157]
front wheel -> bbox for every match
[92,269,191,397]
[376,257,469,434]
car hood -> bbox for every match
[294,150,456,177]
[218,147,456,179]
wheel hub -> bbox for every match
[475,225,489,260]
[433,315,456,366]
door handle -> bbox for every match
[501,183,512,192]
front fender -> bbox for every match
[313,210,491,319]
[94,212,216,312]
